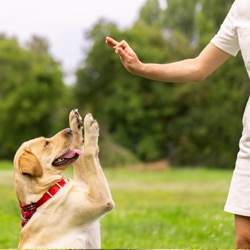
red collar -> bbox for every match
[19,178,69,227]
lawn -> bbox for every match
[0,160,235,249]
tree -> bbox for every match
[138,0,163,28]
[74,20,195,162]
[161,0,198,42]
[195,0,234,47]
[74,0,248,168]
[0,35,70,159]
[157,0,247,167]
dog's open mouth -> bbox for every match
[52,149,82,166]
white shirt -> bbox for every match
[211,0,250,77]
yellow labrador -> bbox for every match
[13,109,114,249]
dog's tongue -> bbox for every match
[63,149,82,159]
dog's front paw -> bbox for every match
[69,109,84,148]
[84,113,99,144]
[69,109,83,131]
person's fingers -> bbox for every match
[117,46,127,57]
[114,40,131,56]
[115,40,128,50]
[105,36,119,48]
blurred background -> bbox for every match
[0,0,245,169]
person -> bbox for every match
[106,0,250,248]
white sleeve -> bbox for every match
[211,1,239,56]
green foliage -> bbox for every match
[99,133,139,167]
[75,21,195,162]
[74,0,248,168]
[161,0,198,41]
[138,0,163,28]
[0,35,71,159]
[0,0,245,169]
[196,0,234,48]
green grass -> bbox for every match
[0,166,20,248]
[101,167,235,249]
[0,161,235,248]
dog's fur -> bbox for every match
[13,109,114,249]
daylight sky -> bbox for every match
[0,0,147,83]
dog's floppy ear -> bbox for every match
[18,149,43,177]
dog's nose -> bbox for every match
[64,128,73,137]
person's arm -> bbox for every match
[106,36,231,83]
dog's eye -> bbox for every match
[44,141,50,147]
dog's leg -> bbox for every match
[69,109,87,184]
[83,113,114,211]
[69,109,114,212]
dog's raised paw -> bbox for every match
[84,113,99,140]
[69,108,83,132]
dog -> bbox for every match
[13,109,114,249]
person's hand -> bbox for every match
[105,36,143,75]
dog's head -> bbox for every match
[13,128,81,203]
